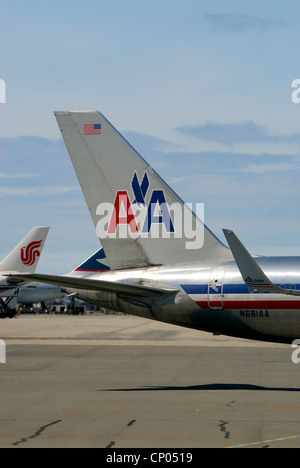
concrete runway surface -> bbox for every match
[1,314,300,448]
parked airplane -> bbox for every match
[18,248,108,312]
[10,111,300,343]
[0,227,49,317]
[18,283,65,307]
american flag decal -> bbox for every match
[84,123,102,135]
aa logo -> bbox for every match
[21,240,42,266]
[96,171,204,249]
[100,171,174,237]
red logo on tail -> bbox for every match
[20,240,42,266]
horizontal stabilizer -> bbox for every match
[223,228,300,297]
[7,273,178,299]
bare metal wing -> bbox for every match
[6,273,178,299]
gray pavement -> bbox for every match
[1,314,300,448]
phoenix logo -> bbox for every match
[20,240,42,266]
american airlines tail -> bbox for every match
[55,111,232,269]
[0,227,50,274]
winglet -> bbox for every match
[222,228,300,296]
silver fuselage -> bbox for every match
[64,256,300,344]
[18,283,65,305]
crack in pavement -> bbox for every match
[12,420,62,447]
[127,419,136,427]
[226,400,236,409]
[219,420,231,440]
[106,441,115,448]
[106,419,137,449]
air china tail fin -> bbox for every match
[0,227,49,274]
[55,111,231,269]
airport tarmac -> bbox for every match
[1,314,300,448]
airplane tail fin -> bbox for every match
[55,111,231,269]
[0,227,49,274]
[69,248,110,277]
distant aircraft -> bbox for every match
[10,111,300,343]
[0,227,49,317]
[18,283,65,308]
[18,248,109,309]
[16,248,109,308]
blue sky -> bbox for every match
[1,0,300,273]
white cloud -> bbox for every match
[0,185,80,197]
[202,13,287,33]
[0,172,40,179]
[176,121,300,146]
[241,162,300,174]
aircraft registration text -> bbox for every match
[240,310,270,318]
